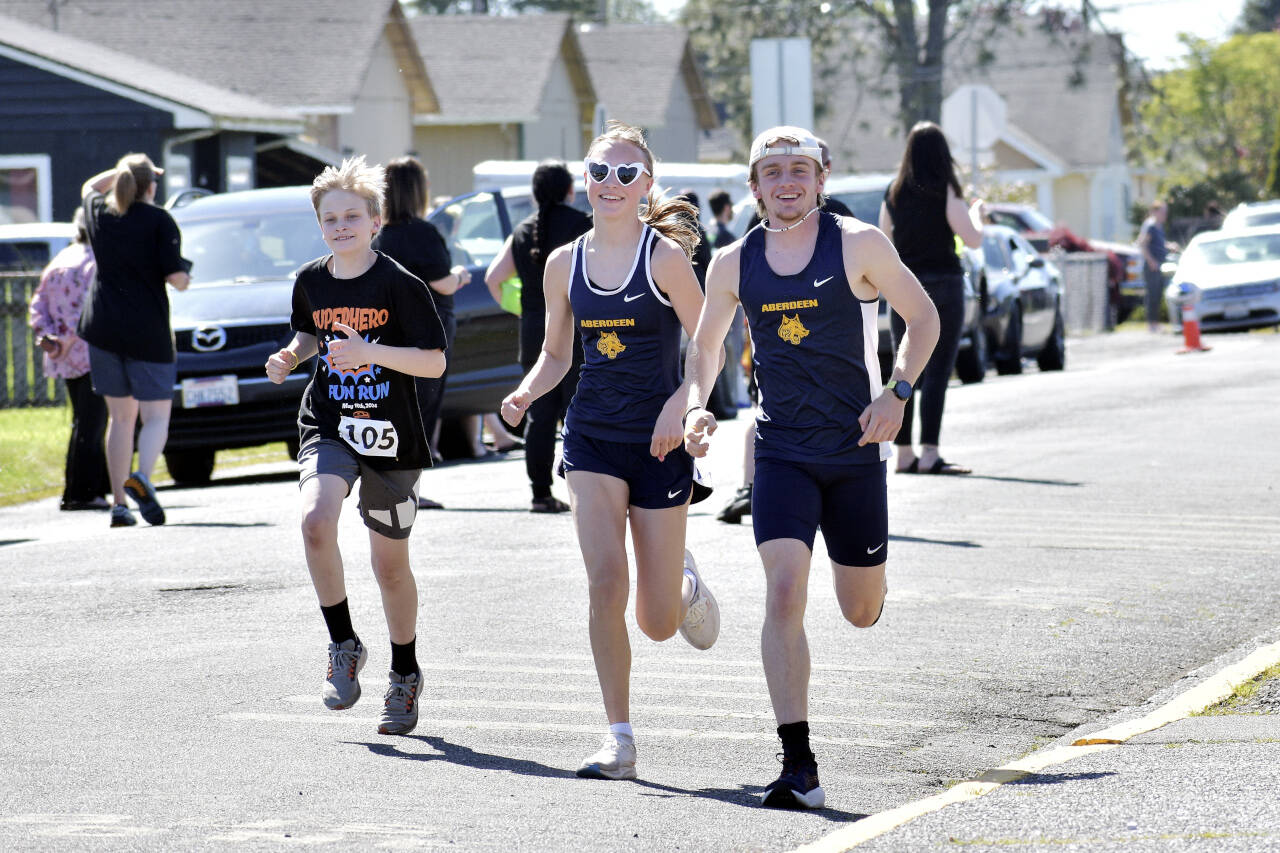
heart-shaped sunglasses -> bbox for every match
[584,159,652,186]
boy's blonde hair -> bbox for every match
[310,155,386,220]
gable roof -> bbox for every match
[0,0,436,114]
[0,13,300,130]
[409,13,593,124]
[577,24,717,131]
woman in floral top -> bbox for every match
[28,208,110,511]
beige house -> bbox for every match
[3,0,438,181]
[822,11,1136,241]
[577,24,719,164]
[409,14,597,198]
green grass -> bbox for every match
[0,405,290,508]
[1199,664,1280,716]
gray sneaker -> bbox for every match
[110,504,136,528]
[378,670,422,735]
[123,470,165,525]
[322,638,368,710]
[678,550,720,650]
[577,734,637,780]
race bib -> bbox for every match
[338,415,399,458]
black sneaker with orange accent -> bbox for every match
[760,753,826,809]
[378,670,421,735]
[322,638,367,710]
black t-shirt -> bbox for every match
[78,190,185,362]
[291,253,447,471]
[372,218,454,317]
[882,184,963,276]
[511,203,591,364]
[691,224,711,290]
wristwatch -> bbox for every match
[886,379,913,401]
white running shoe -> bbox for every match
[678,549,720,650]
[576,734,637,780]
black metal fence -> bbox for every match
[0,273,64,408]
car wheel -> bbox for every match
[164,448,215,486]
[954,320,987,384]
[993,305,1024,376]
[1037,307,1067,372]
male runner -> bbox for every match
[681,126,940,808]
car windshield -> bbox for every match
[180,211,327,284]
[1243,211,1280,228]
[1184,232,1280,267]
[828,188,886,224]
[990,208,1053,232]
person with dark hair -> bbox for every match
[485,159,591,512]
[708,189,736,250]
[681,125,939,809]
[500,123,721,781]
[79,153,190,528]
[676,188,713,290]
[879,120,985,476]
[28,207,110,511]
[373,156,467,509]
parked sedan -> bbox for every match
[162,186,521,484]
[973,225,1066,374]
[1164,226,1280,332]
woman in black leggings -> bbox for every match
[879,122,985,475]
[485,161,592,512]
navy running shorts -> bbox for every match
[558,427,695,510]
[298,438,421,540]
[752,457,888,567]
[87,344,176,401]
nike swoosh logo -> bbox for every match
[866,542,884,555]
[813,276,833,288]
[624,293,645,302]
[667,489,683,499]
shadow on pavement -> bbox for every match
[631,779,869,820]
[1009,770,1119,786]
[343,735,579,780]
[961,474,1083,487]
[178,470,298,489]
[890,534,981,549]
[164,521,273,529]
[0,539,35,549]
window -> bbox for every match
[0,155,52,224]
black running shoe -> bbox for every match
[123,471,165,525]
[760,753,825,809]
[716,485,752,525]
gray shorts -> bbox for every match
[298,438,421,540]
[87,344,176,401]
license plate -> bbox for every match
[1222,303,1249,320]
[181,375,239,408]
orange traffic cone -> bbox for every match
[1177,301,1210,354]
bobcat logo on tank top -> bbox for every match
[778,313,810,345]
[596,330,627,359]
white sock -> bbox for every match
[682,568,697,607]
[609,722,634,741]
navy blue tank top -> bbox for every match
[564,225,682,443]
[739,212,888,464]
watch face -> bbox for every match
[893,381,910,399]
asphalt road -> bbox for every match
[1,329,1277,851]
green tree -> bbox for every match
[1236,0,1280,34]
[1267,112,1280,198]
[681,0,1069,158]
[1140,33,1280,193]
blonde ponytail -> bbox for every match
[640,190,700,259]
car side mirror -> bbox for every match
[1028,256,1046,268]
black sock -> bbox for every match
[390,637,419,677]
[320,599,356,645]
[778,721,813,763]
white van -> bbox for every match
[473,160,751,228]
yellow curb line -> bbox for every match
[788,639,1280,853]
[1072,639,1280,745]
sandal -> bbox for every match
[530,495,570,514]
[417,496,444,510]
[896,459,919,474]
[923,458,971,475]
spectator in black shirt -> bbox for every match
[79,154,190,529]
[374,156,467,509]
[708,190,736,250]
[485,160,592,513]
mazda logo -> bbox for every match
[192,325,227,352]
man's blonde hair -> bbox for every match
[310,155,386,219]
